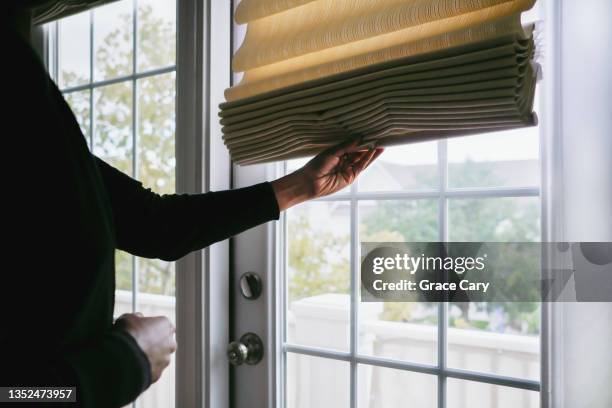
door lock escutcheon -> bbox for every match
[227,332,264,366]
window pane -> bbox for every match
[287,201,350,351]
[138,259,175,296]
[64,90,91,142]
[113,251,133,319]
[137,0,176,72]
[447,128,540,189]
[287,353,349,408]
[115,251,133,292]
[359,365,437,408]
[137,286,176,408]
[93,81,133,175]
[447,378,539,408]
[137,72,176,194]
[360,200,439,242]
[58,12,90,88]
[447,303,540,380]
[94,0,134,81]
[358,142,438,192]
[359,200,438,364]
[447,197,540,242]
[136,71,177,408]
[447,197,540,379]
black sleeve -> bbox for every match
[66,329,151,408]
[95,157,280,261]
[1,328,150,408]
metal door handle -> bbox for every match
[227,332,264,366]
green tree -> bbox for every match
[288,216,350,303]
[62,4,176,295]
[359,160,540,333]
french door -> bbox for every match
[228,0,549,406]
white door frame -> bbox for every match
[231,163,284,408]
[176,0,232,407]
[228,2,557,408]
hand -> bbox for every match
[271,138,384,211]
[115,313,177,383]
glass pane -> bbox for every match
[94,0,134,81]
[447,303,540,380]
[447,128,540,189]
[63,90,91,142]
[287,157,309,173]
[137,263,176,408]
[358,300,438,366]
[448,197,540,242]
[360,200,439,242]
[286,201,350,351]
[287,353,349,408]
[447,378,539,408]
[113,251,133,319]
[58,12,90,88]
[447,197,540,380]
[115,251,133,292]
[136,71,176,408]
[93,81,133,175]
[359,200,438,364]
[137,72,176,194]
[359,365,437,408]
[137,0,176,71]
[138,259,175,296]
[358,142,438,192]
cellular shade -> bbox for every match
[221,0,540,165]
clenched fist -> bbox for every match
[115,313,177,383]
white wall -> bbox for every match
[555,0,612,406]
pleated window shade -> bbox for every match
[221,0,540,165]
[31,0,121,25]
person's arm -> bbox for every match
[95,157,281,261]
[2,326,150,408]
[96,138,383,261]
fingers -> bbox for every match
[364,148,384,170]
[324,136,363,157]
[346,147,384,174]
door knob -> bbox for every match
[227,332,264,366]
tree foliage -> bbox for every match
[62,4,176,295]
[289,160,541,334]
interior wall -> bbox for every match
[558,0,612,406]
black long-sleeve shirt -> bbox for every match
[1,15,279,408]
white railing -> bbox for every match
[115,290,176,408]
[288,294,539,408]
[115,291,539,408]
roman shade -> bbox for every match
[221,0,540,165]
[31,0,120,25]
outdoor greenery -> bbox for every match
[62,3,176,296]
[289,160,541,335]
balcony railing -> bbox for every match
[115,291,539,408]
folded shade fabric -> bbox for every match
[31,0,120,25]
[221,0,540,165]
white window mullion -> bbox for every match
[437,138,448,408]
[350,188,358,408]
